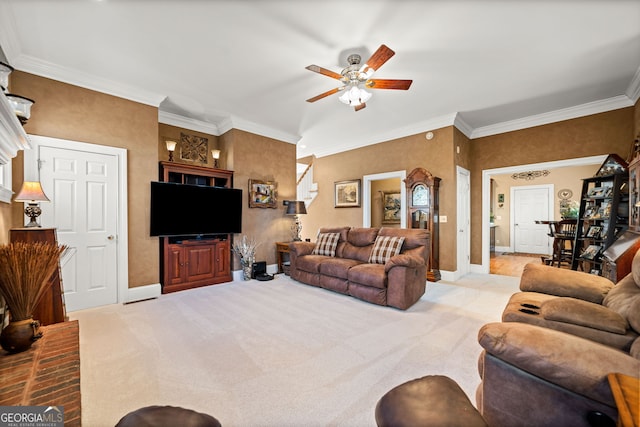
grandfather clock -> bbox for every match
[404,167,441,281]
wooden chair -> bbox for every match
[551,219,577,267]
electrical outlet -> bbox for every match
[440,215,447,223]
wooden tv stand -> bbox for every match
[162,235,231,293]
[158,162,234,294]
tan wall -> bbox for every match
[221,129,296,269]
[301,126,459,271]
[490,164,599,248]
[470,107,635,264]
[8,71,159,288]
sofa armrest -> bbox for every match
[520,263,614,304]
[289,241,316,256]
[384,253,424,273]
[478,322,640,407]
[541,297,628,334]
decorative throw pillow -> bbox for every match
[369,236,405,264]
[312,232,340,257]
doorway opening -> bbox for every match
[363,171,407,228]
[481,155,606,274]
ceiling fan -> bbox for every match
[305,44,412,112]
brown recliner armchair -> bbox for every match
[501,255,640,350]
[476,321,640,427]
[376,321,640,427]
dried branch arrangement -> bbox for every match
[232,235,260,266]
[0,242,66,321]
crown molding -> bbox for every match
[470,95,634,139]
[13,54,166,107]
[158,111,221,136]
[0,91,30,164]
[453,114,474,138]
[230,116,300,144]
[626,65,640,103]
[305,113,459,159]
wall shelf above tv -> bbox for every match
[159,161,233,187]
[158,161,235,294]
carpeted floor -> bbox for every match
[70,273,519,427]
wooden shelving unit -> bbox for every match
[571,154,629,275]
[158,162,234,294]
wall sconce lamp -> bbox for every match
[165,140,177,162]
[284,200,307,241]
[14,181,50,228]
[0,61,35,126]
[211,149,221,168]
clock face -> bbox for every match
[412,184,429,206]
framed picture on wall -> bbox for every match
[334,179,361,208]
[382,192,401,224]
[249,179,277,208]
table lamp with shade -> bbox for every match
[285,200,307,241]
[14,181,50,228]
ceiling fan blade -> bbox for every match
[361,44,395,74]
[365,79,413,90]
[305,65,343,80]
[354,103,366,112]
[306,87,343,103]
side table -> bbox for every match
[608,372,639,427]
[275,242,291,274]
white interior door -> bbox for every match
[456,166,470,276]
[38,146,119,311]
[512,185,552,254]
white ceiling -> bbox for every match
[1,1,639,159]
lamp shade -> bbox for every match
[285,201,307,215]
[14,181,50,203]
[211,149,221,159]
[165,140,177,151]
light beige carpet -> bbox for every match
[70,273,519,427]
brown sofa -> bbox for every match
[288,227,430,310]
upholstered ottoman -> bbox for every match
[115,405,221,427]
[375,375,487,427]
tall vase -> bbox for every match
[0,318,42,353]
[243,263,253,281]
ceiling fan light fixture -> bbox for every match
[339,85,371,107]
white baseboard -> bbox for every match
[494,245,511,253]
[469,263,486,274]
[125,283,161,304]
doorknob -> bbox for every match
[107,235,115,240]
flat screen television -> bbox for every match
[150,181,242,236]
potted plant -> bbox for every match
[232,235,260,280]
[0,242,65,353]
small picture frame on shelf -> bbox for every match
[585,225,602,238]
[596,201,611,219]
[581,244,601,260]
[587,187,607,198]
[603,186,613,198]
[583,205,597,219]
